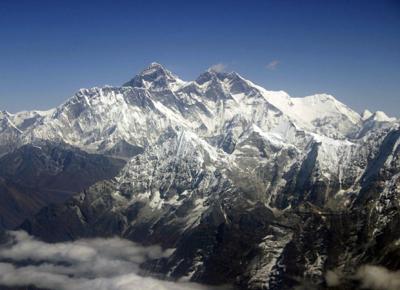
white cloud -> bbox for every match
[322,265,400,290]
[325,270,341,287]
[266,60,280,70]
[0,231,230,290]
[209,63,227,73]
[356,265,400,290]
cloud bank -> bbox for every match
[356,265,400,290]
[0,231,228,290]
[325,265,400,290]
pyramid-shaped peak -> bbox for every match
[124,62,184,90]
[139,62,171,76]
[148,62,163,68]
[362,109,373,120]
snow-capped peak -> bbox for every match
[0,110,12,119]
[123,63,186,91]
[140,62,169,76]
[148,61,164,69]
[367,110,397,122]
[1,62,397,159]
[195,70,223,85]
[362,109,373,120]
[244,82,363,137]
[0,116,23,133]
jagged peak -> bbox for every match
[140,62,169,75]
[368,110,397,122]
[196,70,220,85]
[0,110,11,117]
[123,62,184,91]
[226,71,244,79]
[149,61,163,68]
[362,109,373,120]
[196,69,243,86]
[0,116,23,133]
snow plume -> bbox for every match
[209,63,227,72]
[0,231,229,290]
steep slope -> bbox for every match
[21,125,400,289]
[0,113,23,157]
[0,178,60,231]
[0,142,125,229]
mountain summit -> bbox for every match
[123,62,185,91]
[0,62,397,157]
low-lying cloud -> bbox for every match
[325,265,400,290]
[0,231,228,290]
[356,265,400,290]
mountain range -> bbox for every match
[0,62,399,290]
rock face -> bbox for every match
[0,141,125,229]
[1,63,399,289]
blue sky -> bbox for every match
[0,0,399,116]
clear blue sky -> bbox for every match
[0,0,399,116]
